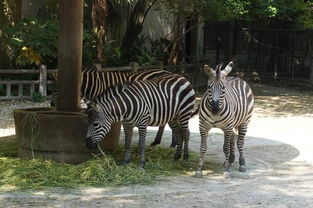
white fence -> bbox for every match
[0,62,206,101]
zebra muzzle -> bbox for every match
[86,137,97,150]
[211,101,220,114]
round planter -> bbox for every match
[13,108,120,164]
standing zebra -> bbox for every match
[52,65,175,146]
[195,62,254,177]
[86,74,196,168]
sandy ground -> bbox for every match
[1,84,313,208]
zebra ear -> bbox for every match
[86,101,97,112]
[203,65,214,77]
[222,61,233,76]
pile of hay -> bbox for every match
[0,137,203,191]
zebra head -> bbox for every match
[204,61,233,114]
[85,102,112,150]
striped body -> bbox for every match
[81,66,172,100]
[86,74,196,168]
[52,66,174,146]
[195,62,254,177]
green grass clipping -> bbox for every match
[0,137,210,191]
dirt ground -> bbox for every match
[1,83,313,208]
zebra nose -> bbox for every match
[86,137,97,150]
[211,101,220,114]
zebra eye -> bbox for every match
[93,122,100,127]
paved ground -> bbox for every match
[1,84,313,208]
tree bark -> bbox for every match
[92,0,108,64]
[57,0,84,112]
[121,0,156,52]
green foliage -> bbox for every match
[3,17,58,68]
[31,92,47,103]
[2,16,99,68]
[105,35,157,67]
[163,0,313,28]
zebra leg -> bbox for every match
[181,126,190,160]
[122,125,134,166]
[169,131,177,148]
[195,127,209,178]
[150,125,165,146]
[138,126,147,169]
[169,121,182,160]
[229,131,237,164]
[223,129,233,172]
[237,124,248,172]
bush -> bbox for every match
[31,92,47,103]
[105,36,162,67]
[3,17,58,68]
[3,17,98,68]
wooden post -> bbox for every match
[159,61,164,70]
[39,65,47,97]
[95,63,102,72]
[57,0,84,112]
[30,84,35,96]
[179,62,184,74]
[6,83,11,98]
[18,83,23,97]
[310,57,313,85]
[130,62,139,72]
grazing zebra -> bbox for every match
[195,61,254,177]
[51,66,176,147]
[86,74,196,168]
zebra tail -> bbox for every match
[190,105,200,117]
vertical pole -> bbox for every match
[6,83,11,98]
[130,62,138,72]
[39,65,47,97]
[159,61,164,70]
[57,0,84,112]
[18,83,23,98]
[30,84,35,97]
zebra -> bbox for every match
[51,65,176,147]
[195,61,254,177]
[85,74,196,168]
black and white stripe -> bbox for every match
[81,66,172,100]
[86,74,196,168]
[52,66,174,146]
[195,62,254,177]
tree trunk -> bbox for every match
[121,0,152,52]
[57,0,84,112]
[92,0,108,64]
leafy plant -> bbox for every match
[31,92,47,103]
[3,17,58,68]
[105,35,157,67]
[3,16,99,68]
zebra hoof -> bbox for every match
[223,171,231,178]
[173,154,181,161]
[229,154,235,163]
[195,170,203,178]
[150,141,159,146]
[239,165,247,172]
[223,160,231,171]
[120,161,130,166]
[138,166,145,171]
[183,154,189,161]
[169,143,177,148]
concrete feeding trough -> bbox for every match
[13,108,120,164]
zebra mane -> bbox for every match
[96,82,128,102]
[82,65,137,75]
[215,63,223,80]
